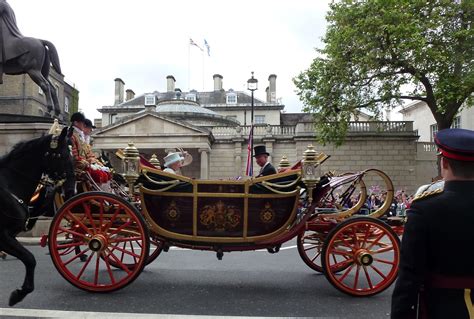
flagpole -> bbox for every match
[188,41,191,91]
[202,50,205,91]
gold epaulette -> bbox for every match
[412,187,443,202]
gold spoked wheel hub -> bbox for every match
[88,234,108,252]
[355,249,373,266]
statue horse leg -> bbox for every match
[26,68,56,115]
[0,227,36,306]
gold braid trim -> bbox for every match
[261,175,301,189]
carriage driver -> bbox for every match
[391,128,474,319]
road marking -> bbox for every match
[0,308,323,318]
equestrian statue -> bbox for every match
[0,0,62,115]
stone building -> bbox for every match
[0,69,79,154]
[94,75,437,193]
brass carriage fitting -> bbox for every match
[278,155,290,170]
[149,154,161,169]
[122,142,141,198]
[302,145,322,204]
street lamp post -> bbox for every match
[247,72,258,160]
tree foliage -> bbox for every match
[294,0,474,145]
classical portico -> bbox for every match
[92,111,213,179]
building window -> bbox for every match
[144,94,156,106]
[185,93,196,101]
[451,116,461,129]
[110,113,117,124]
[226,93,237,104]
[255,115,265,124]
[64,96,69,113]
[430,123,438,142]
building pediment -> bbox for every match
[94,112,209,137]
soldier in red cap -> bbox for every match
[391,128,474,319]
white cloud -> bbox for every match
[8,0,331,119]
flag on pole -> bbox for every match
[204,39,210,56]
[189,38,203,51]
[245,125,254,176]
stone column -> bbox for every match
[199,148,210,179]
[264,139,275,163]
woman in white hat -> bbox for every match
[163,152,184,174]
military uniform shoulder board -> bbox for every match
[412,180,444,202]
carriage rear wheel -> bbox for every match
[321,217,400,297]
[297,215,327,273]
[48,192,149,292]
[298,216,351,273]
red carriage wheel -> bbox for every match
[298,216,351,273]
[297,215,326,272]
[48,192,149,292]
[321,217,400,297]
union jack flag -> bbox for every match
[245,125,254,176]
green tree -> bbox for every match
[294,0,474,145]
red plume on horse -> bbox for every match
[0,0,62,115]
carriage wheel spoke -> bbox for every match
[363,265,373,289]
[353,265,361,289]
[102,206,121,233]
[370,264,387,279]
[373,257,396,265]
[310,251,321,262]
[110,236,143,244]
[76,252,94,280]
[372,245,394,254]
[94,253,101,285]
[108,243,141,259]
[57,241,84,250]
[106,249,133,274]
[337,263,355,282]
[58,226,87,240]
[82,202,97,234]
[65,211,92,235]
[109,220,134,236]
[63,248,90,266]
[360,224,371,249]
[102,254,116,285]
[365,232,385,250]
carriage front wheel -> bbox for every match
[321,217,400,297]
[48,192,150,292]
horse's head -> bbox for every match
[43,127,73,181]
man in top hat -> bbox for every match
[254,145,277,177]
[391,128,474,319]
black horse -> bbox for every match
[0,127,73,306]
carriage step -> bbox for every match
[216,249,224,260]
[267,245,281,254]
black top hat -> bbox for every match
[435,128,474,162]
[254,145,270,157]
[84,119,96,129]
[70,112,86,123]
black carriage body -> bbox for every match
[139,168,302,244]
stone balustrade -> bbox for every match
[210,121,415,138]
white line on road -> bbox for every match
[0,308,323,318]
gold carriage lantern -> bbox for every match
[122,142,140,198]
[301,145,327,204]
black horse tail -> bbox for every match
[41,39,62,74]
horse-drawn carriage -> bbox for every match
[1,129,403,306]
[46,143,402,297]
